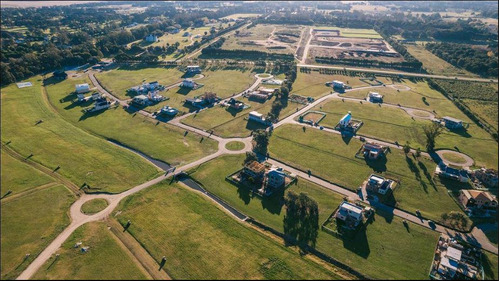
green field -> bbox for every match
[81,199,109,215]
[342,79,498,168]
[187,154,440,279]
[1,185,75,280]
[221,13,261,20]
[1,150,54,195]
[1,76,162,193]
[483,251,499,280]
[404,44,476,77]
[33,222,149,280]
[114,181,343,279]
[225,141,246,151]
[44,74,218,167]
[268,124,470,227]
[313,26,382,39]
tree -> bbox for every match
[403,141,411,155]
[423,123,444,151]
[415,147,421,158]
[283,191,319,248]
[243,151,258,165]
[252,129,269,155]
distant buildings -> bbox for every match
[186,65,201,74]
[75,83,90,94]
[128,81,162,94]
[145,34,158,42]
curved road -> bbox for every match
[17,65,497,280]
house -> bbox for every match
[185,98,204,108]
[183,31,191,37]
[91,93,102,101]
[145,34,158,42]
[180,79,196,89]
[75,83,90,94]
[459,190,498,210]
[227,98,244,110]
[442,116,464,129]
[86,98,110,112]
[368,92,383,103]
[53,70,68,80]
[366,174,393,195]
[248,91,270,101]
[258,87,276,97]
[435,162,469,182]
[472,168,499,188]
[362,143,386,160]
[186,65,201,73]
[339,111,352,128]
[262,78,283,85]
[332,80,345,89]
[335,201,364,228]
[128,81,161,94]
[132,95,149,106]
[159,106,178,116]
[248,111,267,124]
[243,161,266,181]
[266,167,286,189]
[77,94,86,102]
[434,238,481,280]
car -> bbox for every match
[319,126,324,130]
[359,137,366,142]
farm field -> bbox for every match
[32,222,149,280]
[1,76,162,193]
[1,150,54,195]
[404,44,477,77]
[187,154,440,279]
[95,66,185,100]
[44,74,218,167]
[342,79,498,168]
[1,185,75,280]
[113,181,344,280]
[268,124,470,226]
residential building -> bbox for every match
[180,78,196,89]
[227,98,244,110]
[258,87,276,96]
[335,201,364,228]
[459,190,498,210]
[442,116,464,129]
[159,106,178,116]
[243,161,266,181]
[248,91,269,101]
[248,111,267,124]
[362,143,386,160]
[87,98,110,112]
[262,78,283,85]
[366,174,393,195]
[186,65,201,73]
[75,83,90,94]
[332,80,345,89]
[368,92,383,103]
[435,162,469,182]
[432,237,481,280]
[53,70,67,80]
[266,167,286,189]
[472,168,499,188]
[339,111,352,127]
[145,34,158,42]
[132,95,149,106]
[184,98,204,108]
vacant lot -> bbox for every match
[293,71,368,99]
[44,74,218,167]
[33,222,148,280]
[113,181,343,279]
[2,76,162,193]
[188,154,439,279]
[268,124,469,226]
[405,44,477,77]
[313,26,383,39]
[1,150,54,195]
[1,185,75,280]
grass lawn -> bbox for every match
[95,66,184,100]
[81,199,109,215]
[182,94,304,137]
[268,124,470,226]
[1,185,75,280]
[342,79,498,169]
[32,222,149,280]
[461,99,499,132]
[404,44,476,77]
[1,150,54,195]
[187,154,440,279]
[441,152,467,164]
[293,71,370,99]
[1,76,162,193]
[483,251,499,280]
[44,74,218,167]
[225,141,245,151]
[113,181,343,280]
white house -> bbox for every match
[132,95,149,106]
[159,106,178,116]
[75,83,90,94]
[339,111,352,127]
[266,167,286,189]
[442,116,464,129]
[262,78,283,85]
[335,202,363,227]
[332,80,345,89]
[248,111,267,124]
[145,34,158,42]
[180,78,196,88]
[186,65,201,73]
[368,92,383,103]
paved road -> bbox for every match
[297,63,498,83]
